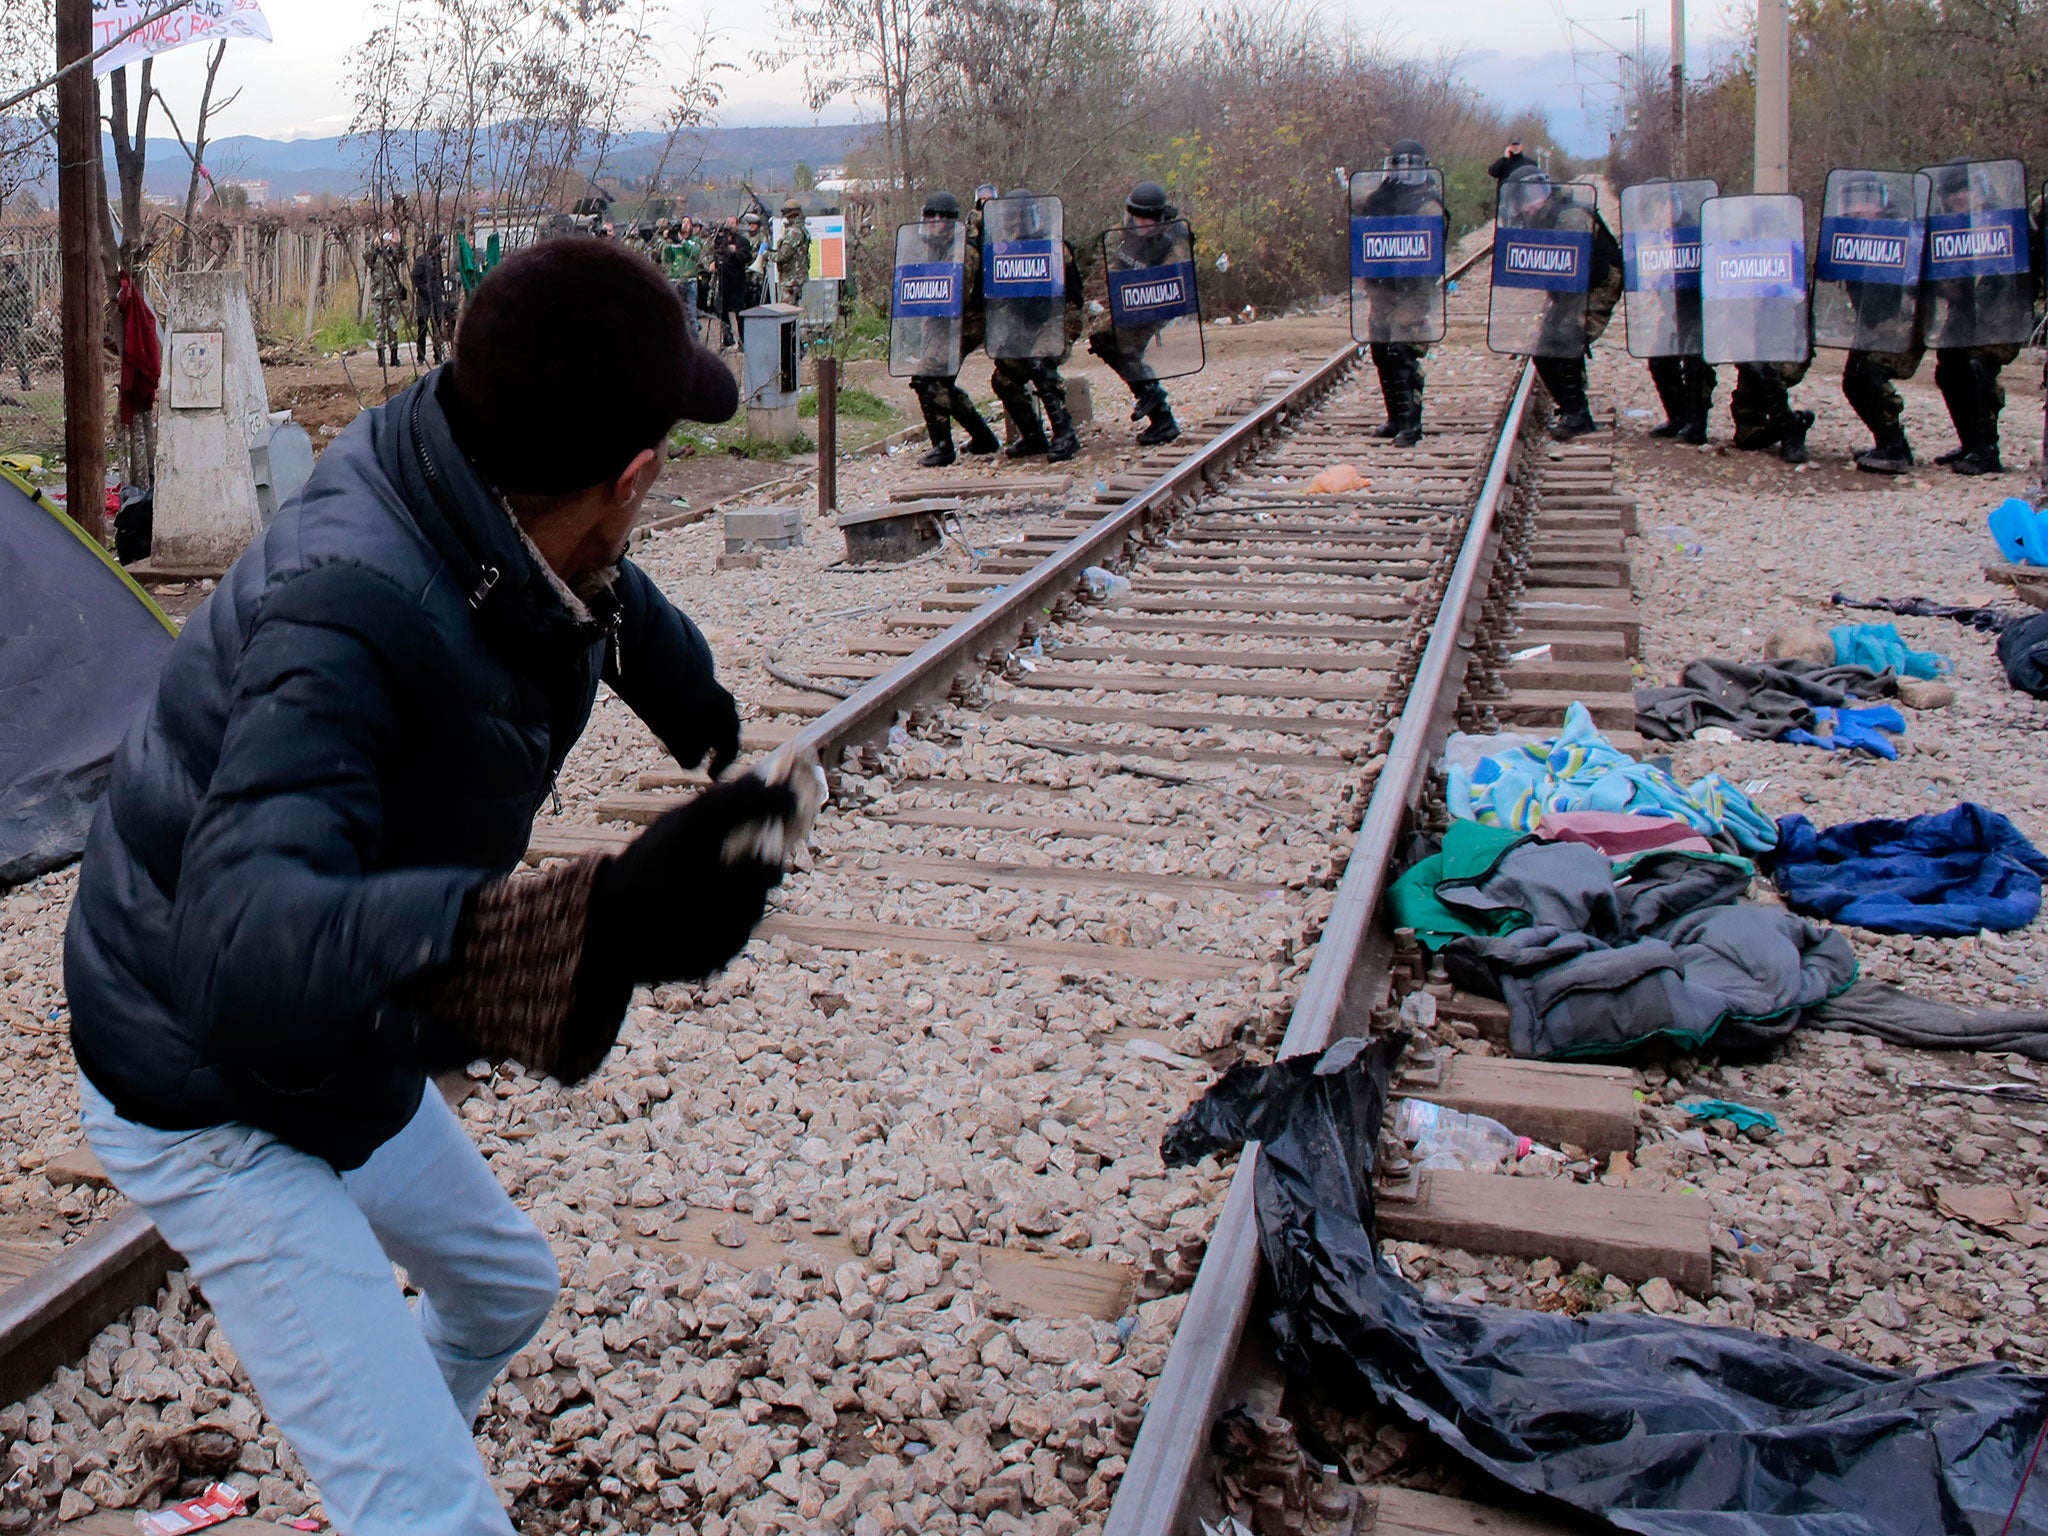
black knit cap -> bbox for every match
[445,235,738,496]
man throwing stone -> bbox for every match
[65,238,821,1536]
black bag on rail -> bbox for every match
[1166,1033,2048,1536]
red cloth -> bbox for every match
[117,273,161,426]
[1535,810,1716,857]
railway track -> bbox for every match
[0,247,1658,1534]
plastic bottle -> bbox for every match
[1392,1098,1533,1171]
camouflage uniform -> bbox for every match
[366,238,409,368]
[989,238,1086,464]
[1729,359,1814,462]
[1530,207,1623,439]
[772,202,811,308]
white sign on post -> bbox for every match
[92,0,272,76]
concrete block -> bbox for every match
[723,505,804,552]
[153,270,271,571]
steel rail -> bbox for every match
[783,343,1365,765]
[1102,358,1536,1536]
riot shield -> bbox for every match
[982,193,1068,360]
[1096,217,1204,381]
[1918,158,2033,348]
[889,220,967,378]
[1699,194,1809,366]
[1489,179,1600,358]
[1348,167,1447,345]
[1812,169,1928,353]
[1620,178,1717,358]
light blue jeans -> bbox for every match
[80,1077,560,1536]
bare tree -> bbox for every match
[759,0,929,190]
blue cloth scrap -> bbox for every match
[1448,701,1779,854]
[1828,622,1948,680]
[1771,802,2048,937]
[1781,703,1906,759]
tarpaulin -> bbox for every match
[1166,1033,2048,1536]
[2000,612,2048,700]
[1771,803,2048,936]
[0,471,174,885]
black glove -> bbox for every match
[580,773,799,991]
[704,688,742,778]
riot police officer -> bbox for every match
[903,191,1000,467]
[984,189,1085,463]
[1500,167,1622,440]
[1925,159,2030,475]
[1622,178,1716,444]
[1086,181,1188,446]
[1352,142,1444,444]
[1828,171,1924,475]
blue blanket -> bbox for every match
[1772,803,2048,936]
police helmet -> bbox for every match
[1126,181,1171,219]
[781,197,804,217]
[1838,171,1890,214]
[1004,190,1048,240]
[1929,160,1972,204]
[1502,162,1551,215]
[1385,139,1427,169]
[973,183,999,207]
[922,190,961,220]
[742,210,762,227]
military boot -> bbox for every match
[1550,410,1597,441]
[958,407,1001,456]
[1045,398,1081,463]
[1778,409,1814,465]
[1005,406,1050,458]
[917,392,957,468]
[1952,445,2004,476]
[1935,444,1970,465]
[1678,416,1710,446]
[1136,406,1180,446]
[1392,402,1424,447]
[1855,437,1913,475]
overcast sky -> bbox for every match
[139,0,1742,145]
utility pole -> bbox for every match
[57,0,107,543]
[1670,0,1687,177]
[1754,0,1790,194]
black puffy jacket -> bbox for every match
[65,371,735,1168]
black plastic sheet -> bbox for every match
[1166,1035,2048,1536]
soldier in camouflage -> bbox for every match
[773,198,811,308]
[366,231,409,369]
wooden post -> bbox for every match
[303,228,326,344]
[1753,0,1790,194]
[817,354,838,514]
[57,0,105,542]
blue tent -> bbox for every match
[1,472,175,885]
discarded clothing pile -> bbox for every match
[1449,702,1778,854]
[1164,1034,2048,1536]
[1634,658,1904,756]
[1388,818,1857,1058]
[1833,589,2048,700]
[1769,802,2048,936]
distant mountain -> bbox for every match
[108,122,872,201]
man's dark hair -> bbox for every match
[446,235,737,496]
